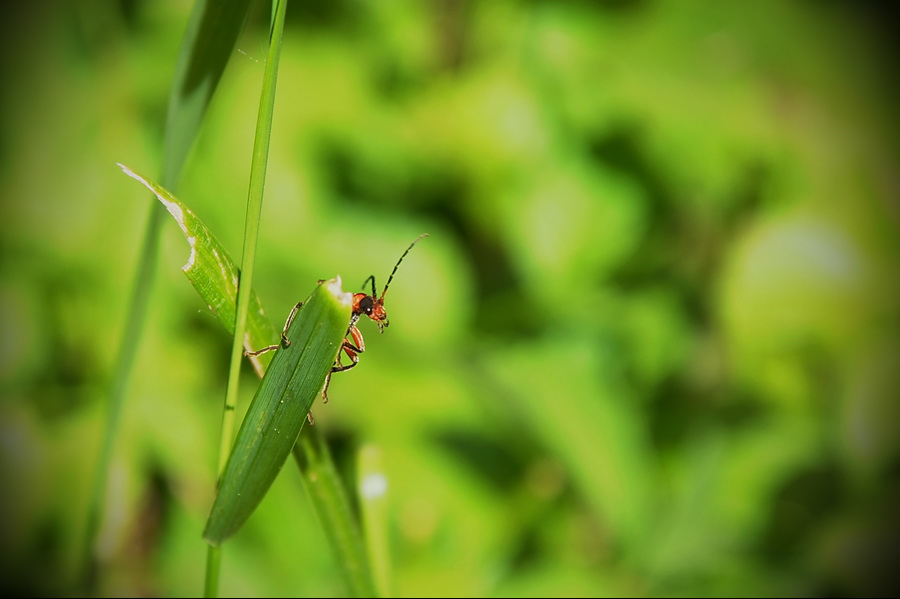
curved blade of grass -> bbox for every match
[162,0,254,187]
[117,163,277,376]
[88,1,251,593]
[204,279,352,545]
[293,432,378,597]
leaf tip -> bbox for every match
[118,163,194,265]
[323,276,353,307]
[117,162,142,183]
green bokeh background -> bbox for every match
[2,1,899,596]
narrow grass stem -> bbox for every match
[206,0,287,595]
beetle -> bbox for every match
[246,233,429,406]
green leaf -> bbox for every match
[204,279,352,546]
[161,0,254,187]
[117,163,278,376]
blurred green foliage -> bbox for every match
[2,0,899,597]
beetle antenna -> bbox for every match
[361,275,377,296]
[380,233,429,301]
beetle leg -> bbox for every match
[321,370,334,404]
[331,324,364,373]
[243,301,303,357]
[318,325,365,404]
[331,341,360,373]
[244,343,279,357]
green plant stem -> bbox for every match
[205,544,222,598]
[218,0,286,473]
[206,0,286,596]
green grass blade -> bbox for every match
[161,0,253,187]
[204,280,352,546]
[221,0,287,475]
[293,430,378,597]
[117,164,278,375]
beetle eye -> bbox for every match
[359,295,374,315]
